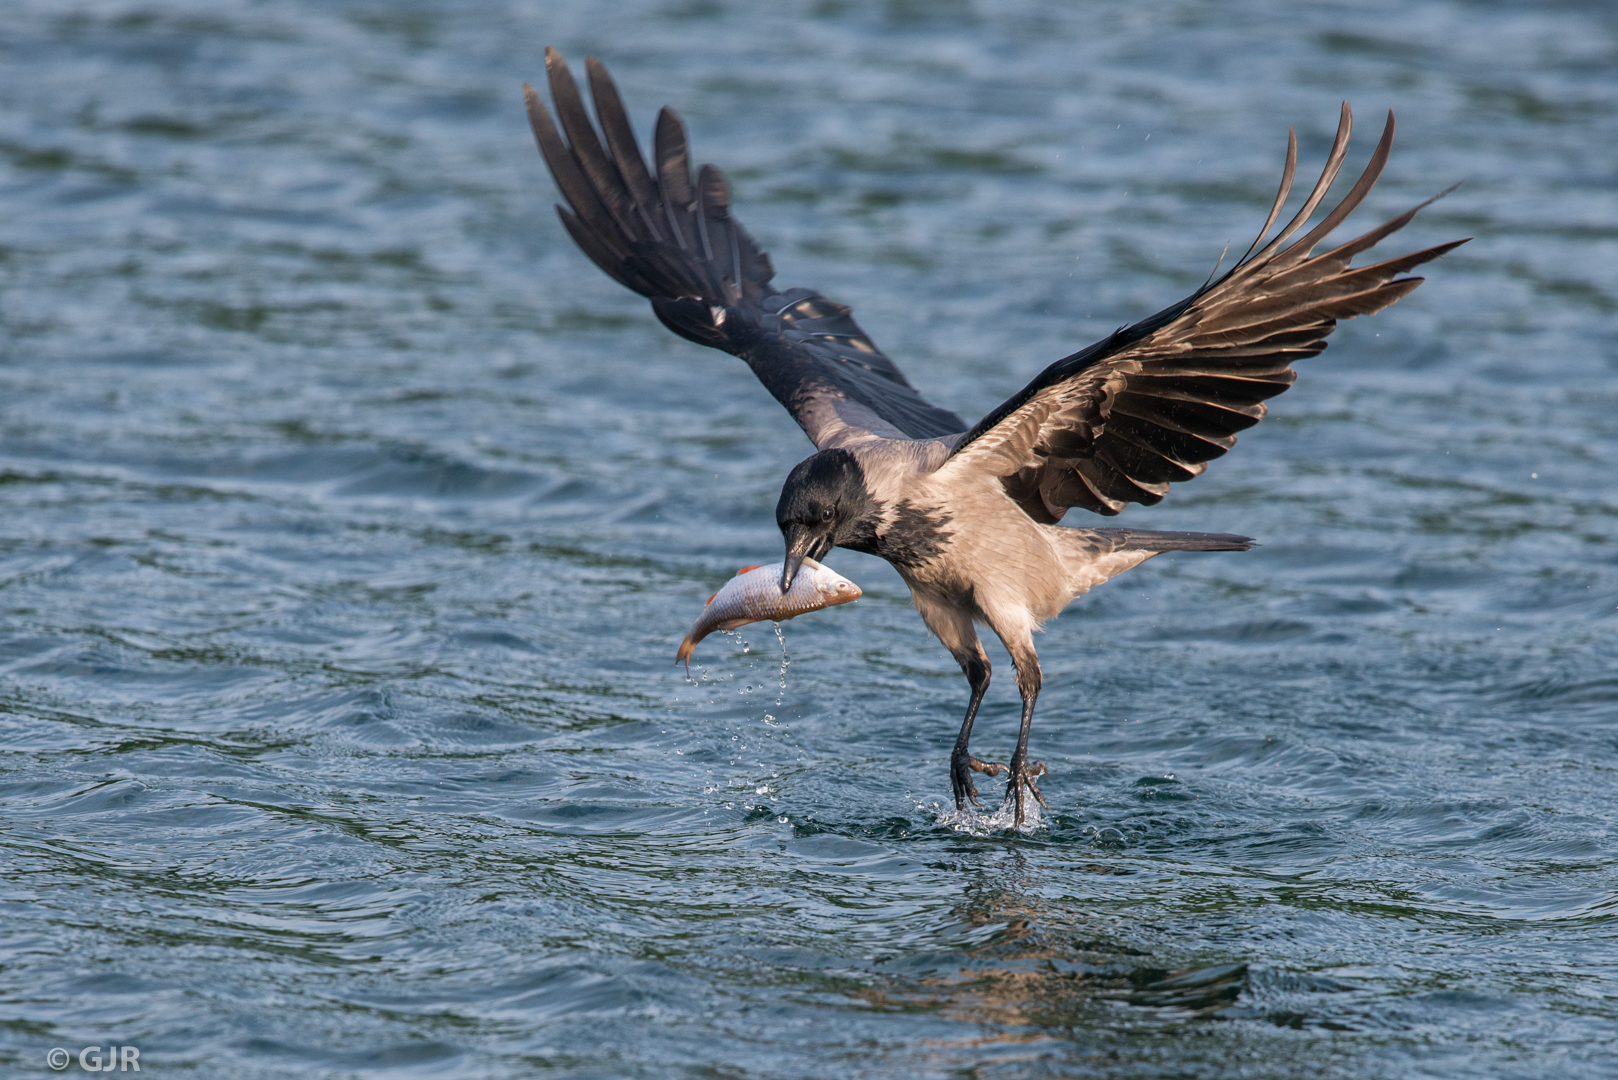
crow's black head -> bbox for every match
[775,449,874,591]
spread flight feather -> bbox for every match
[525,51,1463,511]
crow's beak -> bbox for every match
[781,523,818,593]
[780,553,804,595]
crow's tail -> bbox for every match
[1070,527,1255,553]
[1048,527,1251,602]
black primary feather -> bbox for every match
[526,49,966,447]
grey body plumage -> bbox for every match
[526,50,1465,823]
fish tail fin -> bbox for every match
[676,634,696,674]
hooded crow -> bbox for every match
[525,50,1465,824]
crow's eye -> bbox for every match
[821,507,835,521]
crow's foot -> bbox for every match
[1006,756,1049,827]
[950,747,1006,809]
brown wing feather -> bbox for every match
[944,105,1467,522]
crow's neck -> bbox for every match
[835,501,884,556]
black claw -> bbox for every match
[951,750,1006,810]
[1006,758,1050,827]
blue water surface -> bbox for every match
[1,1,1616,1077]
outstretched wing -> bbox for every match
[940,105,1467,522]
[526,48,966,449]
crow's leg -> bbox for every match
[949,644,1003,809]
[1004,639,1049,827]
[912,596,1004,810]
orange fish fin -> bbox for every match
[705,592,718,605]
[737,565,761,575]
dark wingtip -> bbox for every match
[656,105,688,137]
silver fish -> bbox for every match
[677,557,861,671]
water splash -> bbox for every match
[925,797,1046,836]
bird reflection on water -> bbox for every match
[837,848,1250,1058]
